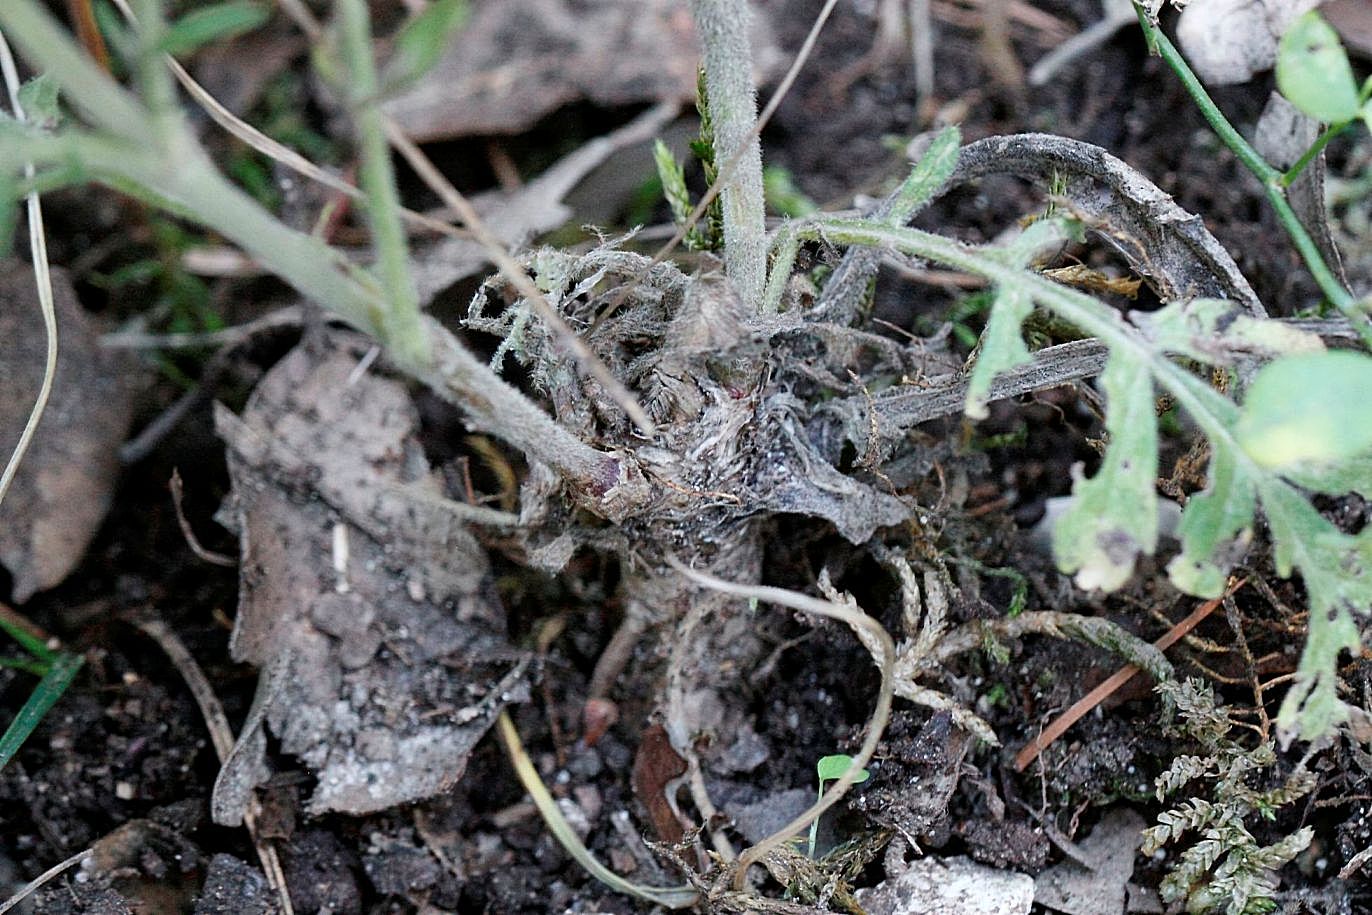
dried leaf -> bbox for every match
[212,329,529,820]
[0,260,133,602]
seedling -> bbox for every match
[808,753,870,858]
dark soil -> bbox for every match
[1,1,1369,913]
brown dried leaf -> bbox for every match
[211,329,529,821]
[381,0,775,141]
[0,260,133,602]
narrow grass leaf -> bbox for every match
[0,652,82,771]
[1276,11,1360,123]
[1053,349,1159,591]
[157,2,269,57]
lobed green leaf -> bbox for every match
[1053,349,1159,591]
[1168,447,1255,598]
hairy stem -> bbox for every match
[336,0,428,370]
[688,0,768,309]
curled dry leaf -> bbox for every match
[211,329,529,822]
[0,260,133,602]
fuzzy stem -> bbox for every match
[1133,4,1371,347]
[0,1,148,140]
[336,0,428,371]
[688,0,768,310]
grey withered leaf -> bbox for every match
[211,328,528,821]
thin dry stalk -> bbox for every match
[0,848,92,914]
[135,617,294,915]
[1013,579,1246,772]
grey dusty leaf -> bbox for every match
[212,329,530,821]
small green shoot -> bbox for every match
[808,753,869,857]
[157,2,269,58]
[0,651,82,772]
[381,0,470,91]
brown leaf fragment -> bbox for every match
[0,260,134,602]
[631,723,688,843]
[211,329,529,820]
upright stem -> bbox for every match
[689,0,768,310]
[1133,4,1371,347]
[336,0,428,370]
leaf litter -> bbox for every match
[212,328,529,820]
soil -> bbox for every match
[1,1,1369,913]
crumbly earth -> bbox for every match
[1,1,1368,913]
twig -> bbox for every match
[134,617,294,915]
[0,848,92,914]
[169,469,236,567]
[1013,579,1246,772]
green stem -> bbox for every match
[688,0,768,310]
[0,1,149,141]
[131,0,181,146]
[1281,121,1350,187]
[1132,4,1371,347]
[336,0,428,371]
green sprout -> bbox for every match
[808,753,870,858]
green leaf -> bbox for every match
[1261,482,1371,741]
[1137,298,1323,363]
[1235,351,1372,469]
[965,286,1032,419]
[0,653,82,772]
[17,75,60,130]
[1276,11,1361,123]
[1280,453,1372,498]
[158,2,269,56]
[816,753,870,786]
[886,126,960,224]
[1167,447,1256,598]
[382,0,470,90]
[1053,350,1159,592]
[763,165,817,218]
